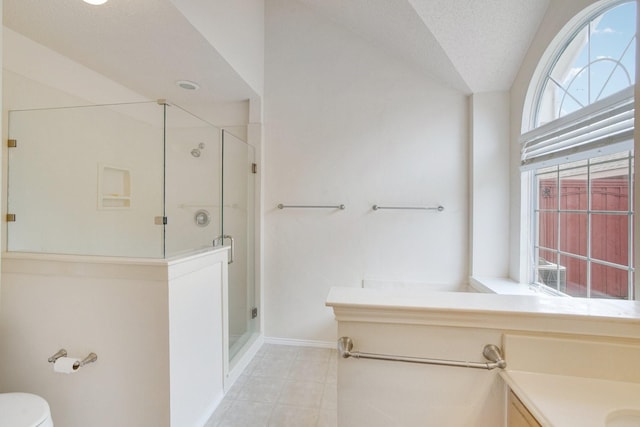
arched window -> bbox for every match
[521,0,636,299]
[534,1,635,127]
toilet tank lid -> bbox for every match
[0,392,51,426]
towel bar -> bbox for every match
[277,204,345,210]
[372,205,444,212]
[337,337,506,370]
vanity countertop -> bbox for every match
[326,287,640,339]
[326,286,640,319]
[501,370,640,427]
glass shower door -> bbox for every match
[222,129,257,363]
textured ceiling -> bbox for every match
[3,0,551,103]
[296,0,550,93]
[295,0,472,93]
[3,0,258,108]
[408,0,550,92]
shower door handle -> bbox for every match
[225,235,235,264]
[214,235,234,264]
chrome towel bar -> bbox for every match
[372,205,444,212]
[278,204,345,210]
[337,337,506,370]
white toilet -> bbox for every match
[0,392,54,426]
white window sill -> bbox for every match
[469,276,561,297]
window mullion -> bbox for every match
[556,167,561,290]
[586,160,592,298]
[628,153,634,300]
[588,19,592,105]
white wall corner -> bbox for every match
[469,91,511,278]
[249,97,263,124]
[170,0,265,96]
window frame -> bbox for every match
[521,0,637,300]
[532,151,634,298]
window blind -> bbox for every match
[520,86,634,170]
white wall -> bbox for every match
[0,250,227,427]
[0,255,171,427]
[508,0,600,281]
[470,92,511,278]
[169,0,265,96]
[264,0,469,343]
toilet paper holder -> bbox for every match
[48,349,98,369]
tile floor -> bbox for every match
[205,344,338,427]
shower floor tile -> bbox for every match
[205,344,338,427]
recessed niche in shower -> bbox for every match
[98,164,131,209]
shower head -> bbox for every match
[190,142,205,158]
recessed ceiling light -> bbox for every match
[83,0,108,4]
[176,80,200,91]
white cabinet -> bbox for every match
[508,390,542,427]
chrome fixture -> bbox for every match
[372,205,444,212]
[337,337,506,370]
[191,142,206,157]
[74,353,98,370]
[194,209,211,227]
[48,349,98,370]
[277,204,345,210]
[214,234,235,264]
[48,349,67,363]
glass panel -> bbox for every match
[591,213,629,265]
[536,79,561,126]
[558,164,587,256]
[561,255,587,297]
[164,105,222,257]
[537,1,636,124]
[558,158,588,173]
[550,25,589,118]
[537,209,558,252]
[222,129,257,362]
[559,212,587,256]
[590,155,630,211]
[591,262,629,299]
[537,248,562,290]
[590,2,636,101]
[537,172,558,210]
[537,170,558,252]
[7,102,165,257]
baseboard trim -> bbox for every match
[224,334,264,392]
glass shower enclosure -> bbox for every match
[222,130,258,362]
[6,100,257,365]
